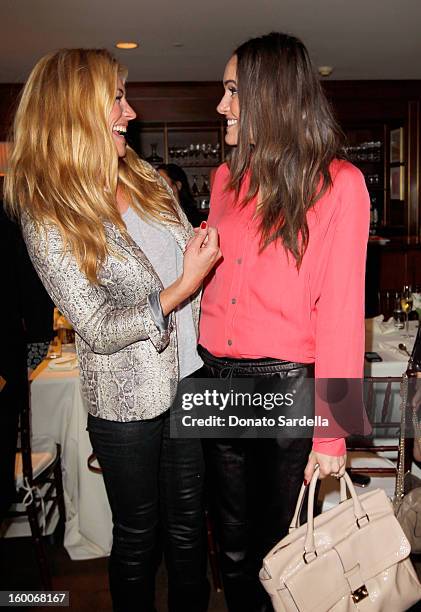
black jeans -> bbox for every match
[198,346,313,612]
[88,409,209,612]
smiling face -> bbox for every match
[217,55,239,146]
[109,76,136,157]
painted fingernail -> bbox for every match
[304,479,308,486]
[200,221,207,229]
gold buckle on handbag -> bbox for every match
[351,585,369,603]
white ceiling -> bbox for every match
[1,0,421,83]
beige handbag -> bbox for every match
[260,468,421,611]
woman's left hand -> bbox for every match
[303,450,346,484]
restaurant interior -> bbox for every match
[1,1,421,610]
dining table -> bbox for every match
[319,317,419,512]
[29,352,112,560]
[364,317,418,376]
[363,317,419,435]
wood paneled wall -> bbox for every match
[1,80,421,236]
[2,80,421,137]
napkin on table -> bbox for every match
[370,315,396,335]
[47,354,78,371]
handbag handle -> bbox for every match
[289,467,369,561]
[397,328,421,499]
[289,469,348,532]
[395,373,408,500]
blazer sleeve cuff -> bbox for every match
[144,292,171,352]
[147,291,169,332]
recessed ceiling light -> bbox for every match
[115,41,139,50]
[318,65,334,77]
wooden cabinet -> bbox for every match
[343,122,407,237]
[366,241,421,316]
[128,120,226,212]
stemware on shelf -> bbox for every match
[191,175,199,195]
[201,175,210,195]
[145,143,163,163]
[166,142,220,166]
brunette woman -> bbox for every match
[4,49,220,612]
[198,32,370,611]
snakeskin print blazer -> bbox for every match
[22,195,200,422]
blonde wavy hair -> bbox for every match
[4,48,178,284]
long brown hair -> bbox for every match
[4,48,178,284]
[228,32,344,266]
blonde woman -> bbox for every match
[4,49,220,612]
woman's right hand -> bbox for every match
[181,223,221,295]
[159,222,221,316]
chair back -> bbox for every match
[364,376,401,432]
[348,376,414,482]
[17,382,34,484]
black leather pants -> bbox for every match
[199,346,314,612]
[88,409,209,612]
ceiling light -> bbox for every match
[115,41,139,50]
[318,66,334,77]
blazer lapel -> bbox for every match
[157,212,193,254]
[105,222,161,282]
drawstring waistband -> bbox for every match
[197,345,314,379]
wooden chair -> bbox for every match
[320,376,413,511]
[87,452,223,592]
[5,384,66,590]
[347,376,413,480]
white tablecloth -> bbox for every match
[363,318,418,430]
[364,318,417,376]
[321,319,419,511]
[30,359,112,560]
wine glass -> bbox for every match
[400,285,414,338]
[392,293,405,330]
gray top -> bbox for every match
[123,206,203,379]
